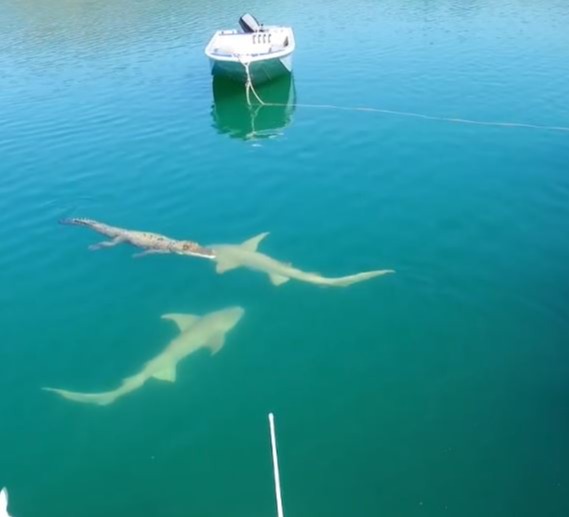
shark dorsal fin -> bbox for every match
[152,366,177,382]
[161,313,200,332]
[240,232,269,251]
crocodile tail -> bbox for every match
[59,217,96,227]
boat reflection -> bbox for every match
[211,74,296,141]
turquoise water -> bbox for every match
[1,0,569,515]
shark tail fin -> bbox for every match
[0,487,10,517]
[42,387,118,406]
[43,375,145,406]
[326,269,395,287]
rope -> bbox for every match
[234,54,267,106]
[255,100,569,133]
[230,50,568,134]
[243,62,266,106]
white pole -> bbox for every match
[268,412,285,517]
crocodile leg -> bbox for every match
[88,236,125,251]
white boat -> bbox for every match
[205,14,295,85]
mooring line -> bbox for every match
[261,101,569,133]
[237,57,568,133]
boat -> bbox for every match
[211,74,296,140]
[205,13,295,85]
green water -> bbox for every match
[1,0,569,516]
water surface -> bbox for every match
[1,1,568,516]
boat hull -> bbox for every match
[209,54,293,85]
[211,74,297,140]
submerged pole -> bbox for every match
[268,412,285,517]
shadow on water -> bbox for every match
[210,74,297,141]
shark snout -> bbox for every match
[225,306,245,327]
[231,306,245,319]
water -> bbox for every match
[1,0,569,515]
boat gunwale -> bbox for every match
[205,27,295,64]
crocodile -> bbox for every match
[61,218,215,259]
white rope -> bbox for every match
[244,63,266,106]
[268,413,285,517]
[233,53,267,106]
[229,52,568,134]
[259,100,569,133]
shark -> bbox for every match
[209,233,395,287]
[0,488,12,517]
[43,307,245,406]
[61,217,393,287]
[61,218,215,259]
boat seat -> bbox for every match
[239,13,263,33]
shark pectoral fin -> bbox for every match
[241,232,270,251]
[152,366,177,382]
[269,273,290,286]
[215,258,240,274]
[207,334,226,355]
[161,313,200,331]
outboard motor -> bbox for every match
[239,13,263,33]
